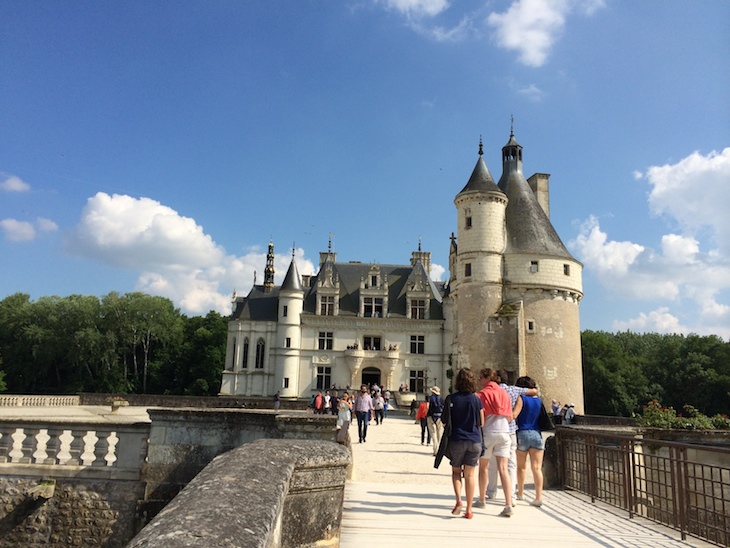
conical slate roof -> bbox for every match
[498,164,575,260]
[281,258,303,292]
[457,140,500,195]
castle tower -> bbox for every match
[450,138,508,370]
[497,128,585,412]
[275,248,304,398]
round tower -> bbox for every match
[497,129,585,413]
[450,139,508,370]
[275,250,304,398]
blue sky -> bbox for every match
[2,1,729,338]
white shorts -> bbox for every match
[482,431,511,459]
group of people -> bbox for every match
[437,368,549,520]
[334,383,392,444]
[551,400,576,425]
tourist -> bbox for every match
[383,388,391,418]
[314,391,324,414]
[443,368,483,519]
[336,392,352,444]
[512,376,546,507]
[273,391,280,411]
[551,399,562,425]
[475,368,514,517]
[415,396,430,445]
[485,371,538,501]
[373,391,385,424]
[331,391,339,416]
[324,390,332,414]
[353,384,374,443]
[565,403,576,425]
[426,386,444,456]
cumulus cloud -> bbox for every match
[646,147,730,254]
[1,174,31,192]
[0,219,36,242]
[0,217,58,242]
[487,0,605,67]
[430,262,445,281]
[571,148,730,338]
[66,192,315,315]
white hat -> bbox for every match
[431,386,441,395]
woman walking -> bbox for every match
[443,368,483,519]
[512,376,545,507]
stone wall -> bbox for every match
[128,439,350,548]
[140,409,339,523]
[0,477,144,547]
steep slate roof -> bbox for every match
[457,147,500,195]
[281,258,303,291]
[497,136,576,261]
[303,261,446,319]
[232,286,280,322]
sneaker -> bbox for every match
[486,493,496,500]
[499,505,513,518]
[473,500,487,508]
[530,499,543,507]
[516,494,524,501]
[463,512,473,519]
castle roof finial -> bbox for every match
[510,115,514,138]
[328,233,333,253]
[478,135,483,156]
[292,242,296,259]
[418,235,422,252]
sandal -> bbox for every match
[451,503,463,515]
[463,512,473,519]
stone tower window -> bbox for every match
[527,320,536,333]
[564,264,570,276]
[242,338,249,369]
[465,208,472,229]
[465,263,472,277]
[530,261,539,273]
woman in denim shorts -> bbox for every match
[444,368,484,519]
[512,376,545,507]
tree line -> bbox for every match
[0,292,227,396]
[1,293,729,418]
[582,330,730,418]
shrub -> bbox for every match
[636,400,729,430]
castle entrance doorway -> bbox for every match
[361,367,381,389]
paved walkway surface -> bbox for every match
[340,411,713,548]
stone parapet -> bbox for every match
[128,439,350,548]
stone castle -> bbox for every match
[220,130,585,411]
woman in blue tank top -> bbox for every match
[512,376,545,507]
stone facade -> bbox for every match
[0,477,144,547]
[221,131,585,412]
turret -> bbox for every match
[276,248,304,397]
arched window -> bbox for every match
[242,337,249,369]
[255,339,265,369]
[228,338,236,370]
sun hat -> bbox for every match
[431,386,440,395]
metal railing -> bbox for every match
[558,427,729,547]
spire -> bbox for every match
[281,253,303,292]
[263,240,275,292]
[457,137,499,195]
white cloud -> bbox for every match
[645,147,730,254]
[0,217,58,242]
[66,192,316,315]
[516,83,544,102]
[0,219,36,241]
[613,308,686,335]
[430,262,445,281]
[0,174,30,192]
[487,0,605,67]
[572,148,730,338]
[380,0,450,17]
[36,217,59,233]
